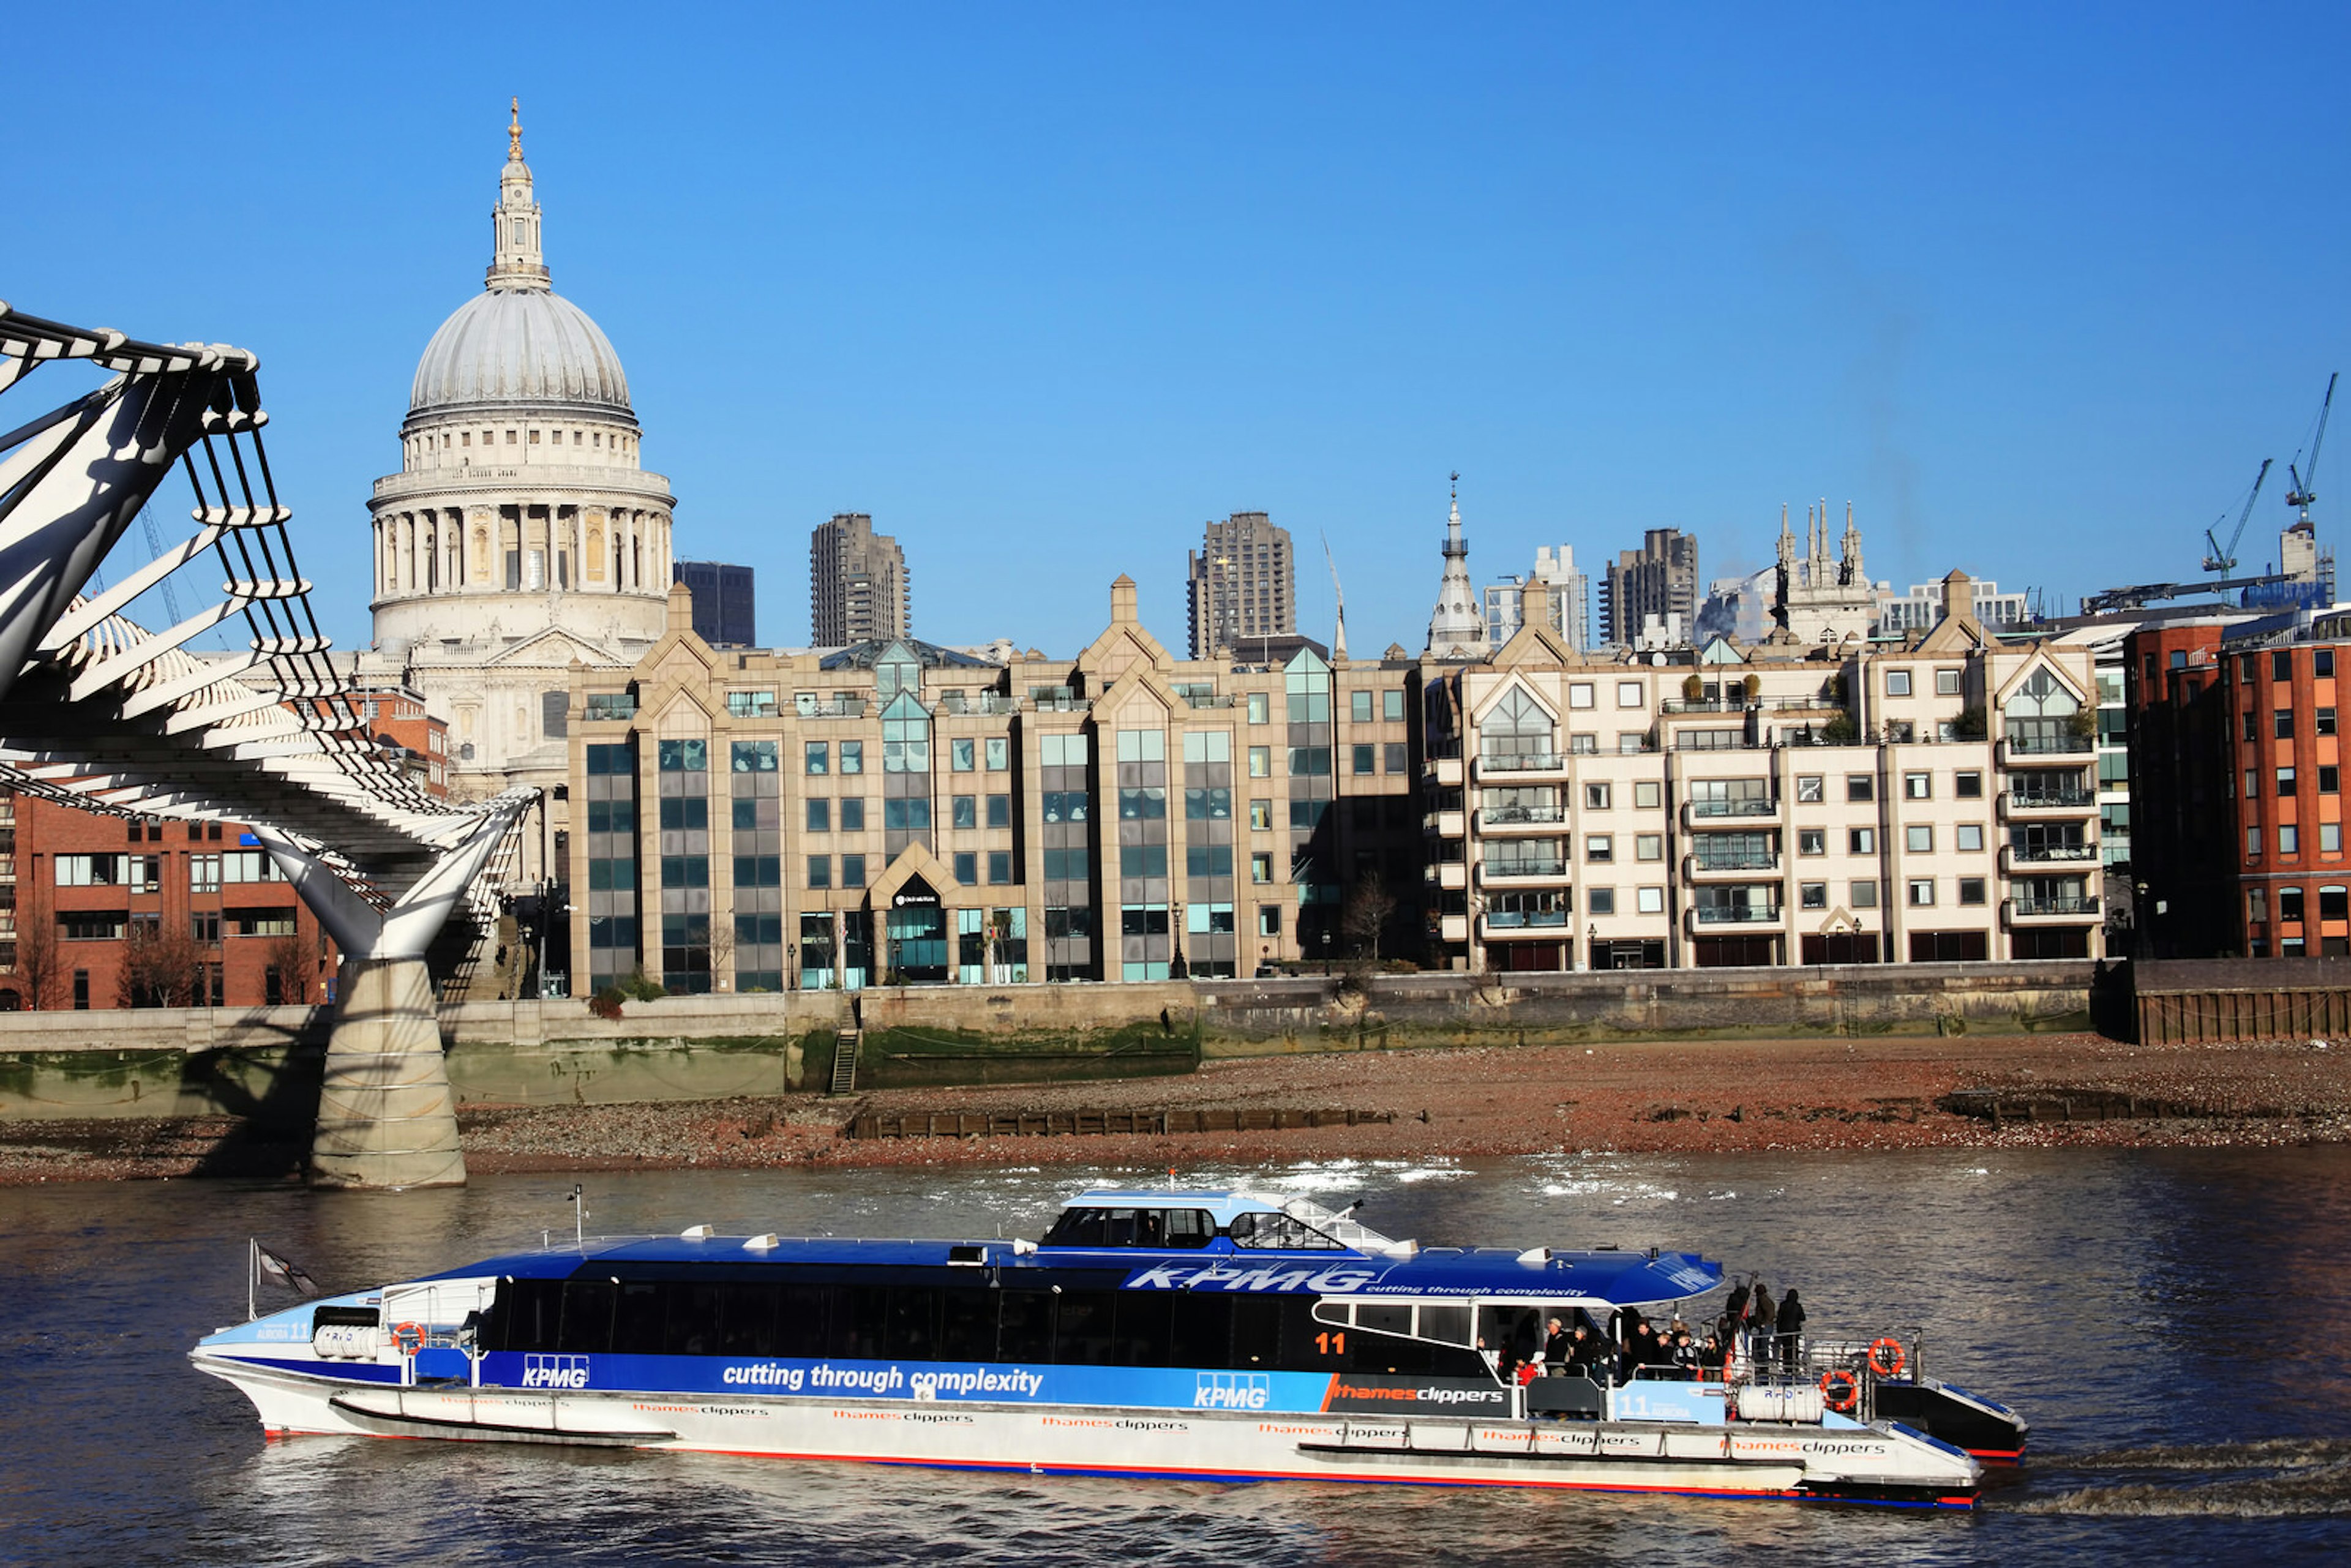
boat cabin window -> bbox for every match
[483,1273,1487,1379]
[1312,1299,1474,1347]
[1228,1210,1341,1250]
[1040,1207,1217,1249]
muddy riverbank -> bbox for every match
[3,1031,2346,1185]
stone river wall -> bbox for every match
[0,960,2094,1123]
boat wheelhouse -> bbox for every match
[192,1188,2004,1507]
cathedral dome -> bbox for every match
[409,288,631,415]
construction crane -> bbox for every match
[2201,457,2274,579]
[2286,372,2338,525]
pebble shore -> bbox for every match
[2,1032,2347,1185]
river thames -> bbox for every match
[4,1147,2347,1566]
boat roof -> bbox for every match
[414,1185,1722,1307]
[419,1234,1716,1306]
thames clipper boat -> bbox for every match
[192,1188,2022,1508]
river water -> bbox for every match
[4,1146,2349,1566]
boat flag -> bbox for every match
[249,1239,321,1318]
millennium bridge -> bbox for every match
[0,302,529,1188]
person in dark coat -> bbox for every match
[1775,1289,1807,1372]
[1725,1281,1752,1329]
[1542,1316,1574,1371]
[1749,1284,1776,1364]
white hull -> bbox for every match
[193,1353,1976,1506]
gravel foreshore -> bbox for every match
[3,1031,2348,1185]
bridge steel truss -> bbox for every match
[0,302,530,1188]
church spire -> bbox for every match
[1424,471,1486,657]
[486,97,551,293]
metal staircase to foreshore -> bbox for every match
[829,1029,862,1096]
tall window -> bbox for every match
[1479,687,1554,765]
[656,738,711,993]
[729,741,783,991]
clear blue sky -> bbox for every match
[14,4,2351,656]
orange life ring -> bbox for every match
[391,1321,425,1356]
[1819,1368,1861,1413]
[1867,1337,1907,1378]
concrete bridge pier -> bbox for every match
[306,956,465,1189]
[257,794,529,1190]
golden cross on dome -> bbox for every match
[508,97,523,160]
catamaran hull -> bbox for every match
[192,1354,1979,1508]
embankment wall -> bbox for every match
[0,961,2094,1122]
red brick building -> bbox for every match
[0,685,448,1010]
[0,793,334,1011]
[2129,609,2351,958]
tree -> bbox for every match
[119,920,204,1008]
[264,929,313,1006]
[704,918,737,992]
[1341,872,1397,985]
[1742,672,1762,705]
[12,901,59,1011]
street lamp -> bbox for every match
[787,940,797,992]
[1171,901,1187,980]
[1320,928,1332,977]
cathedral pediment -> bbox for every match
[483,626,631,668]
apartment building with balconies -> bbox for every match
[1419,572,2104,971]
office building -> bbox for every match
[1485,546,1590,654]
[674,560,756,648]
[2128,604,2351,958]
[567,579,1421,994]
[1599,528,1700,648]
[1186,512,1295,660]
[811,512,910,647]
[1879,577,2032,638]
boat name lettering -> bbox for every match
[1127,1264,1380,1293]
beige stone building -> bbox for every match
[568,580,1422,994]
[1422,572,2103,970]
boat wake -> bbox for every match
[2003,1438,2351,1518]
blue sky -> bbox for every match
[14,4,2351,656]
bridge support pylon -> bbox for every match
[257,795,530,1189]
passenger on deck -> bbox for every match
[1699,1333,1727,1381]
[1565,1321,1602,1377]
[1775,1288,1805,1372]
[1749,1283,1776,1363]
[1671,1329,1701,1378]
[1542,1316,1574,1371]
[1617,1313,1649,1381]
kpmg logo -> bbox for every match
[1195,1372,1270,1411]
[521,1353,590,1389]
